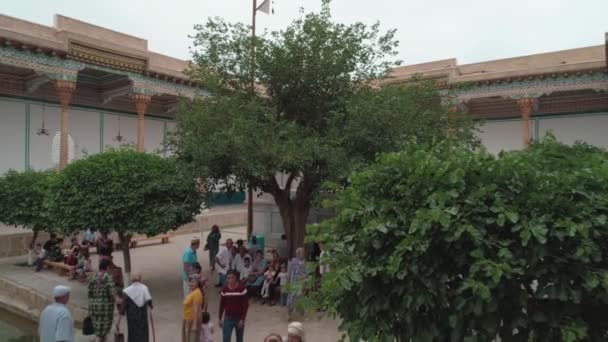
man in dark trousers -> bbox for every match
[219,270,249,342]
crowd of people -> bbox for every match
[38,224,316,342]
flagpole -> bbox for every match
[247,0,257,240]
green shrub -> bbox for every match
[0,169,54,249]
[46,149,204,275]
[313,137,608,341]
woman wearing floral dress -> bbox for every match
[286,248,307,317]
[88,259,117,342]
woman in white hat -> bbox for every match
[286,321,305,342]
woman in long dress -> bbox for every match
[121,273,153,342]
[286,248,307,316]
[88,259,117,342]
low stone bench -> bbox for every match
[43,260,74,276]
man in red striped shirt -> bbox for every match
[219,270,249,342]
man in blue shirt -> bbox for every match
[39,285,74,342]
[182,237,200,297]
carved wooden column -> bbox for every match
[131,94,151,152]
[516,98,537,147]
[54,80,76,169]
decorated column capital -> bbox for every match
[54,80,77,108]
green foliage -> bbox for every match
[172,1,477,253]
[46,149,204,237]
[312,137,608,341]
[0,169,54,233]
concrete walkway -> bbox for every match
[0,226,342,341]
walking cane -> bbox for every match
[149,307,156,342]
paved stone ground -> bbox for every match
[0,226,342,341]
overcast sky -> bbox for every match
[3,0,607,65]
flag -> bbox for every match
[257,0,271,14]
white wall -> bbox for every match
[29,104,60,170]
[71,109,101,159]
[0,98,175,174]
[0,100,26,173]
[477,119,533,155]
[144,118,165,154]
[538,114,608,149]
[103,113,137,150]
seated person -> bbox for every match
[64,245,80,266]
[238,254,252,283]
[246,250,268,297]
[71,248,92,281]
[46,238,65,262]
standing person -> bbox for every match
[96,231,114,265]
[39,285,74,342]
[82,228,97,247]
[88,259,117,342]
[286,322,305,342]
[277,263,289,306]
[218,270,248,342]
[276,234,288,262]
[182,237,200,298]
[206,225,221,271]
[286,248,307,318]
[247,236,260,258]
[200,312,214,342]
[182,275,203,342]
[121,273,153,342]
[215,239,234,288]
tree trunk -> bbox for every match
[274,192,311,258]
[118,232,132,286]
[27,230,39,266]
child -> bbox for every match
[200,311,214,342]
[239,255,252,283]
[278,263,288,306]
[33,243,45,268]
[72,248,92,281]
[261,265,277,302]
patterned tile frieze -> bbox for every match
[453,72,608,101]
[0,46,84,81]
[0,46,206,98]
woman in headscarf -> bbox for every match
[286,248,307,317]
[286,322,305,341]
[121,272,153,342]
[88,258,117,342]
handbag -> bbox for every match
[82,315,94,335]
[114,315,124,342]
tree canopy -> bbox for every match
[310,137,608,341]
[46,149,204,274]
[170,0,476,254]
[0,169,54,249]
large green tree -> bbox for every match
[0,169,54,252]
[46,149,204,277]
[170,1,476,255]
[311,137,608,341]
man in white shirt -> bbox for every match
[215,238,234,288]
[39,285,74,342]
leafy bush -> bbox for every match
[46,149,204,274]
[0,169,54,249]
[313,137,608,341]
